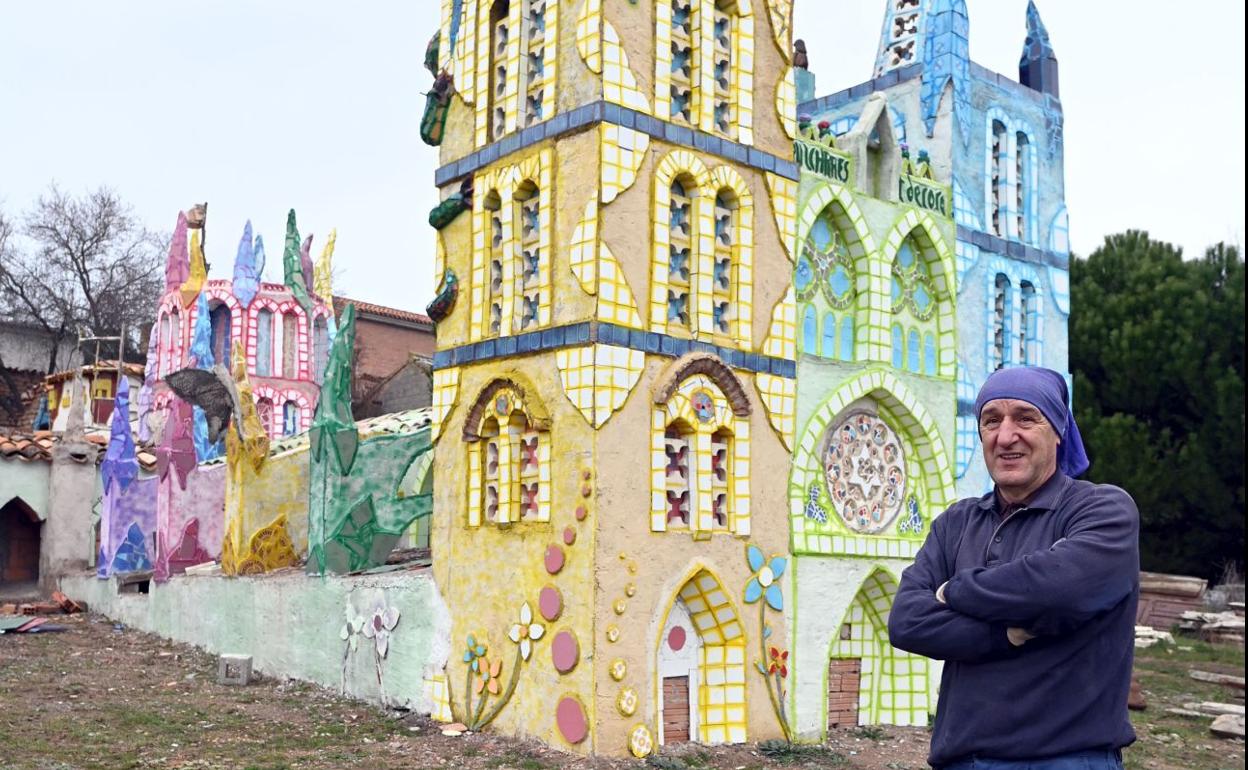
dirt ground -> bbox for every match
[0,613,1242,770]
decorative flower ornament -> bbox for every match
[744,544,787,611]
[339,613,365,653]
[508,602,546,661]
[474,656,503,695]
[768,647,789,677]
[463,634,488,672]
[362,603,400,658]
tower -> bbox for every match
[428,0,803,755]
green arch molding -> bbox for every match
[787,367,955,557]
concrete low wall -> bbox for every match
[62,568,452,714]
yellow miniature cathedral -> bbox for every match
[427,0,804,756]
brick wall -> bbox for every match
[827,658,861,729]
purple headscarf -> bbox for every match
[974,366,1090,477]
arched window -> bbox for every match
[521,0,548,127]
[514,181,541,332]
[907,328,921,373]
[797,207,858,361]
[651,367,750,535]
[923,332,937,376]
[312,316,329,381]
[488,0,510,142]
[255,308,273,377]
[1019,281,1037,365]
[467,383,550,526]
[890,236,942,376]
[991,120,1007,237]
[256,397,274,436]
[710,427,732,530]
[891,324,905,369]
[711,0,735,135]
[484,190,504,338]
[993,273,1011,370]
[281,313,299,378]
[668,0,695,125]
[209,302,232,372]
[822,313,837,358]
[667,177,695,331]
[839,316,855,362]
[711,190,737,336]
[1016,132,1031,242]
[282,401,300,436]
[801,305,817,355]
[664,422,693,527]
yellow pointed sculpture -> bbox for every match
[180,230,208,308]
[314,228,336,303]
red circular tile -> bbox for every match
[544,545,565,574]
[668,625,686,651]
[556,696,588,744]
[551,631,579,674]
[562,527,576,546]
[574,505,587,521]
[538,586,563,622]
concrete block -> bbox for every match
[217,654,252,686]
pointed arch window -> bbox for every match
[991,121,1007,237]
[521,0,547,127]
[890,236,942,376]
[801,305,817,356]
[282,401,300,436]
[796,207,858,361]
[664,422,693,527]
[256,397,274,436]
[312,316,329,381]
[711,0,735,135]
[209,303,232,372]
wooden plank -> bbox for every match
[662,676,690,743]
[1191,670,1247,690]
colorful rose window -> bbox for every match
[823,411,907,534]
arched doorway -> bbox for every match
[656,568,748,746]
[827,569,930,729]
[0,498,41,586]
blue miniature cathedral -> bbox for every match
[798,0,1071,498]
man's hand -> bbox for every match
[1006,627,1036,646]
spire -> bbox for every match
[232,220,261,309]
[282,209,314,314]
[873,0,926,77]
[100,376,138,493]
[180,229,207,308]
[919,0,971,143]
[156,398,197,490]
[300,233,316,297]
[189,292,224,462]
[164,211,189,294]
[1019,1,1059,97]
[314,229,336,305]
[137,321,158,444]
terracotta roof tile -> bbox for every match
[333,296,433,327]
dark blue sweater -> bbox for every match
[889,472,1139,766]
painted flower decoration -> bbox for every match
[473,656,503,695]
[508,602,546,661]
[744,544,787,611]
[339,612,366,653]
[463,634,488,671]
[768,646,789,678]
[361,603,400,658]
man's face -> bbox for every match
[978,398,1060,501]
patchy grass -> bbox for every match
[1126,638,1246,770]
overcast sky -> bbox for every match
[1,1,1242,311]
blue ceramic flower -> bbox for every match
[744,545,786,611]
[463,634,488,672]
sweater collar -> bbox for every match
[975,470,1069,514]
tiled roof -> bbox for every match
[0,430,107,463]
[334,296,434,328]
[46,361,146,384]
